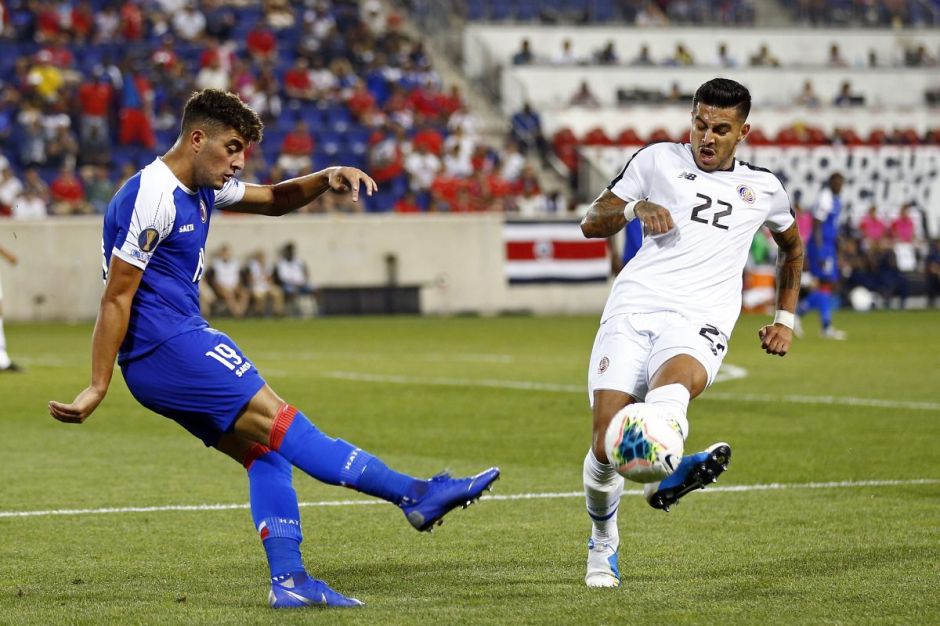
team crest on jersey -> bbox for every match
[199,199,208,223]
[737,185,756,204]
[598,356,610,374]
[137,227,160,252]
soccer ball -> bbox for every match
[604,404,684,483]
[849,286,874,312]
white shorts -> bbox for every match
[587,311,729,406]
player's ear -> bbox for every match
[191,128,207,153]
[738,123,751,143]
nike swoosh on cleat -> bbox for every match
[281,589,317,606]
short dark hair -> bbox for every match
[181,89,263,143]
[693,78,751,121]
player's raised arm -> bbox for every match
[758,222,804,356]
[49,256,143,423]
[223,167,377,216]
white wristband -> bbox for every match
[623,199,640,222]
[774,310,795,329]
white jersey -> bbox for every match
[604,142,794,337]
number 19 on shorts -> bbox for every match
[205,343,254,378]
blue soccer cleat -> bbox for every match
[401,467,500,532]
[644,442,731,512]
[268,571,364,608]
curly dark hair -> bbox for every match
[181,89,264,143]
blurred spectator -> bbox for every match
[859,205,888,246]
[510,103,547,162]
[274,242,318,316]
[27,50,65,102]
[749,44,780,67]
[0,169,24,217]
[404,142,441,206]
[118,64,156,149]
[368,125,406,190]
[630,45,656,67]
[77,67,114,144]
[393,190,422,213]
[246,249,284,317]
[71,1,95,42]
[514,175,548,216]
[904,44,936,67]
[635,1,668,26]
[266,0,296,30]
[19,119,48,167]
[207,244,249,318]
[667,43,695,66]
[551,39,580,65]
[246,19,277,63]
[277,120,314,178]
[889,203,916,243]
[827,43,848,67]
[195,54,230,92]
[79,123,112,167]
[412,119,444,156]
[81,165,113,214]
[23,168,50,201]
[834,80,864,107]
[595,41,619,65]
[120,0,145,40]
[926,239,940,308]
[347,79,377,121]
[11,185,48,220]
[569,80,601,108]
[873,238,909,308]
[512,39,534,65]
[50,163,90,216]
[204,0,236,40]
[283,58,316,102]
[46,125,79,168]
[173,5,207,42]
[499,140,526,183]
[794,80,822,108]
[442,143,473,179]
[713,42,738,68]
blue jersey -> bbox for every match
[102,158,245,363]
[812,186,841,247]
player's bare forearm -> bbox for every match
[234,167,377,216]
[772,222,804,313]
[581,189,628,238]
[49,257,141,423]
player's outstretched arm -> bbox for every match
[581,190,674,238]
[758,222,804,356]
[49,256,143,423]
[224,166,377,216]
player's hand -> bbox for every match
[635,201,675,235]
[328,167,377,203]
[758,323,793,356]
[49,386,106,424]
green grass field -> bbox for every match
[1,311,938,625]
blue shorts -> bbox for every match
[808,241,839,283]
[121,328,266,447]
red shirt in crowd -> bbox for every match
[282,130,314,156]
[247,27,277,59]
[78,81,113,117]
[51,174,85,203]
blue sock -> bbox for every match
[271,405,423,505]
[246,447,304,579]
[818,291,833,329]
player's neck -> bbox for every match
[161,147,197,189]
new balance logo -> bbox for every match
[678,171,697,180]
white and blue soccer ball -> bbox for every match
[604,405,684,483]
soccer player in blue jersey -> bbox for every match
[798,172,847,339]
[48,89,499,609]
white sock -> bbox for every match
[0,317,9,369]
[645,383,691,440]
[583,449,623,543]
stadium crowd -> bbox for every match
[0,0,561,218]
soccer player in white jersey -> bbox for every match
[49,89,499,608]
[579,78,804,587]
[0,243,20,372]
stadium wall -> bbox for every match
[0,216,612,322]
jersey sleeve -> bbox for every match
[214,176,246,208]
[763,180,796,233]
[607,145,655,202]
[812,187,833,221]
[112,187,176,270]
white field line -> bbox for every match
[2,479,937,520]
[324,371,940,412]
[257,351,515,364]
